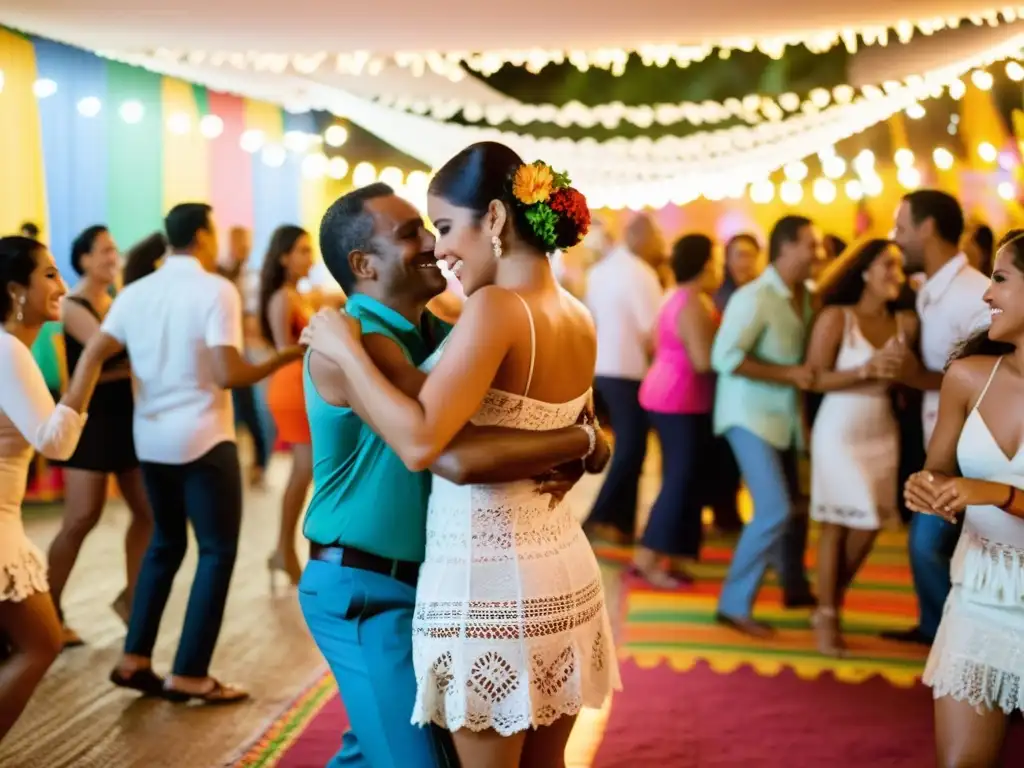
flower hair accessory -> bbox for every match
[510,161,591,252]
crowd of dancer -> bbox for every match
[0,146,1022,767]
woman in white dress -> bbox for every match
[904,230,1024,767]
[0,236,92,740]
[304,142,621,767]
[805,239,915,655]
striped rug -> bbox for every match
[600,528,931,686]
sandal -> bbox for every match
[61,626,85,650]
[162,678,249,705]
[110,667,166,696]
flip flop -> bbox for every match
[110,667,166,696]
[161,678,249,705]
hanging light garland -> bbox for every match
[138,7,1023,83]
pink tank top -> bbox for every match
[638,287,718,414]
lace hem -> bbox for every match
[0,545,49,602]
[925,657,1023,715]
[811,503,890,530]
[412,629,620,736]
[952,531,1024,606]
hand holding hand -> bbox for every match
[904,471,958,523]
[862,347,903,381]
[788,365,817,390]
[535,462,585,508]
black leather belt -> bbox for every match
[309,543,420,588]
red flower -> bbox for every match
[548,187,591,241]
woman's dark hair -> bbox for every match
[823,234,847,259]
[951,229,1019,365]
[972,224,995,276]
[70,225,109,275]
[428,141,579,253]
[815,238,894,308]
[122,232,167,286]
[670,234,714,283]
[717,233,759,299]
[259,225,308,343]
[0,236,45,322]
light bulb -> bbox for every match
[978,142,998,163]
[894,148,915,168]
[853,149,875,176]
[749,179,774,204]
[379,166,405,188]
[33,78,57,98]
[405,170,429,192]
[822,155,846,179]
[199,114,224,138]
[998,181,1015,201]
[302,153,328,179]
[167,112,191,135]
[352,162,377,187]
[862,174,884,197]
[324,125,349,147]
[812,178,836,204]
[933,148,954,170]
[261,144,287,168]
[971,70,994,91]
[948,80,966,100]
[283,130,310,153]
[119,100,144,124]
[897,166,921,190]
[327,157,349,180]
[0,70,5,95]
[76,96,102,117]
[845,179,864,201]
[240,130,265,153]
[783,161,808,182]
[780,180,803,205]
[1007,61,1024,82]
[906,103,926,120]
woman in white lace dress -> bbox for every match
[0,237,91,740]
[305,142,621,766]
[805,239,915,656]
[904,230,1024,767]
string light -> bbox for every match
[261,144,287,167]
[894,148,915,168]
[933,147,955,169]
[862,174,884,197]
[327,156,350,180]
[780,180,803,205]
[240,129,265,153]
[812,177,836,204]
[971,69,995,90]
[905,103,926,119]
[783,161,808,182]
[301,152,329,179]
[378,166,405,187]
[76,96,102,117]
[167,111,191,134]
[1007,61,1024,81]
[324,124,349,147]
[853,149,876,176]
[978,142,998,162]
[845,179,864,201]
[749,179,774,204]
[897,166,922,189]
[352,161,377,186]
[998,181,1016,200]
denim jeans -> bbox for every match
[586,376,649,537]
[125,441,242,677]
[233,386,269,469]
[908,511,960,638]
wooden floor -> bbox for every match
[1,453,648,768]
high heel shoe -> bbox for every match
[811,607,846,658]
[267,551,302,590]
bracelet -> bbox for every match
[578,423,597,459]
[999,486,1017,511]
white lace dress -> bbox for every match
[810,309,900,530]
[0,330,86,601]
[924,357,1024,713]
[412,298,621,735]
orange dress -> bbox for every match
[266,305,311,445]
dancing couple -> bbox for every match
[300,142,621,767]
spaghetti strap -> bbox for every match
[513,294,537,397]
[974,357,1003,412]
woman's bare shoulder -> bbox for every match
[946,355,1002,395]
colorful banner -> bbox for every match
[1,29,339,277]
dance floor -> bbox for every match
[8,449,1022,766]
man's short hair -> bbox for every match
[768,215,812,262]
[902,190,964,246]
[165,203,213,250]
[319,183,394,294]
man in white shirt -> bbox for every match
[583,214,664,542]
[885,190,990,645]
[66,203,302,702]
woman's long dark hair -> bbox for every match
[972,224,995,277]
[122,232,167,286]
[950,229,1016,365]
[0,236,44,322]
[258,225,308,344]
[815,238,894,308]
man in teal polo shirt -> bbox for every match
[299,184,605,768]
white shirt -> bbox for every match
[917,253,991,447]
[102,256,243,465]
[585,246,663,380]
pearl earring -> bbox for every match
[15,295,25,323]
[491,235,503,259]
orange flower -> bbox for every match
[512,162,554,205]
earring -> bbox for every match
[491,235,503,259]
[15,295,25,323]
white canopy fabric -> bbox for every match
[4,0,1018,55]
